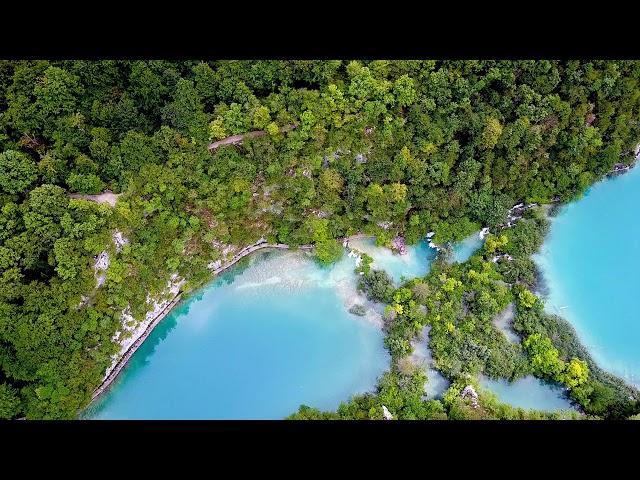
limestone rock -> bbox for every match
[382,405,393,420]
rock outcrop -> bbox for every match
[93,251,109,287]
[112,230,129,253]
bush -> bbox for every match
[358,269,395,303]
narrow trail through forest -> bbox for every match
[208,124,297,151]
[69,191,121,207]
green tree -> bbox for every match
[480,117,503,150]
[393,74,417,107]
[33,66,83,120]
[162,78,209,141]
[252,105,271,130]
[523,333,563,378]
[0,150,38,194]
[0,383,21,419]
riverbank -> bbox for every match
[533,163,640,396]
[87,248,391,419]
[90,240,311,402]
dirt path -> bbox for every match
[69,191,121,207]
[208,124,297,151]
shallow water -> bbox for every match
[349,233,484,284]
[452,232,485,264]
[493,303,520,344]
[410,326,451,399]
[479,375,574,411]
[535,165,640,387]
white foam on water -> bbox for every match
[235,276,283,290]
[224,249,384,328]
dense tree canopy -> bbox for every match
[0,60,639,419]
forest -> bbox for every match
[0,60,639,419]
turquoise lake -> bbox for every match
[86,234,485,419]
[535,165,640,388]
[479,375,575,412]
[86,250,389,420]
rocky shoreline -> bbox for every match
[91,292,184,401]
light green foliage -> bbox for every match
[517,288,538,309]
[523,333,563,377]
[484,234,508,254]
[209,116,227,140]
[523,333,590,391]
[480,117,503,150]
[265,121,280,137]
[561,358,589,388]
[252,105,271,130]
[393,74,417,107]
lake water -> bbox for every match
[535,165,640,387]
[85,249,390,419]
[410,326,451,399]
[86,234,485,419]
[479,375,575,412]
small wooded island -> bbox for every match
[0,60,639,420]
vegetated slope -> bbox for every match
[0,60,639,419]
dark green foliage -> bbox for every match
[358,269,395,303]
[0,150,38,194]
[0,383,21,419]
